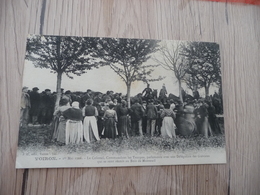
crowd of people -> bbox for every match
[20,84,224,145]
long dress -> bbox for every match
[63,108,83,144]
[160,109,176,138]
[102,109,118,139]
[66,120,83,144]
[53,105,71,143]
[96,104,105,137]
[83,105,100,143]
[117,106,129,138]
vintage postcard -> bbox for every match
[16,35,226,168]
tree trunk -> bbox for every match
[205,85,209,97]
[178,80,183,103]
[55,71,62,109]
[55,37,62,109]
[192,75,198,93]
[126,83,131,108]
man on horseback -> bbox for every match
[142,83,153,103]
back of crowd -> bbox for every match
[20,87,223,145]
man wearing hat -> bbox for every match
[130,98,144,136]
[29,87,41,125]
[38,89,54,125]
[20,87,31,128]
[61,90,72,103]
[81,89,92,107]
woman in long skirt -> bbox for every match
[160,104,176,138]
[53,98,71,144]
[82,99,100,143]
[63,101,83,144]
[102,103,118,139]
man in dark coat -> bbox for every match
[81,89,92,108]
[141,100,147,134]
[94,92,103,105]
[62,90,72,103]
[130,99,144,136]
[29,87,41,124]
[38,89,54,125]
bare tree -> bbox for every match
[154,42,189,103]
[183,74,200,94]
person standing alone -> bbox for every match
[20,87,31,128]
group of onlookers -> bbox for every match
[20,85,223,145]
[20,87,55,128]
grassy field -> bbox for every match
[18,124,226,155]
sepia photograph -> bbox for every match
[16,35,226,168]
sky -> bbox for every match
[22,60,181,96]
[22,38,219,97]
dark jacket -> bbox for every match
[146,104,158,119]
[84,105,97,116]
[29,91,41,115]
[63,108,83,121]
[130,103,144,121]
